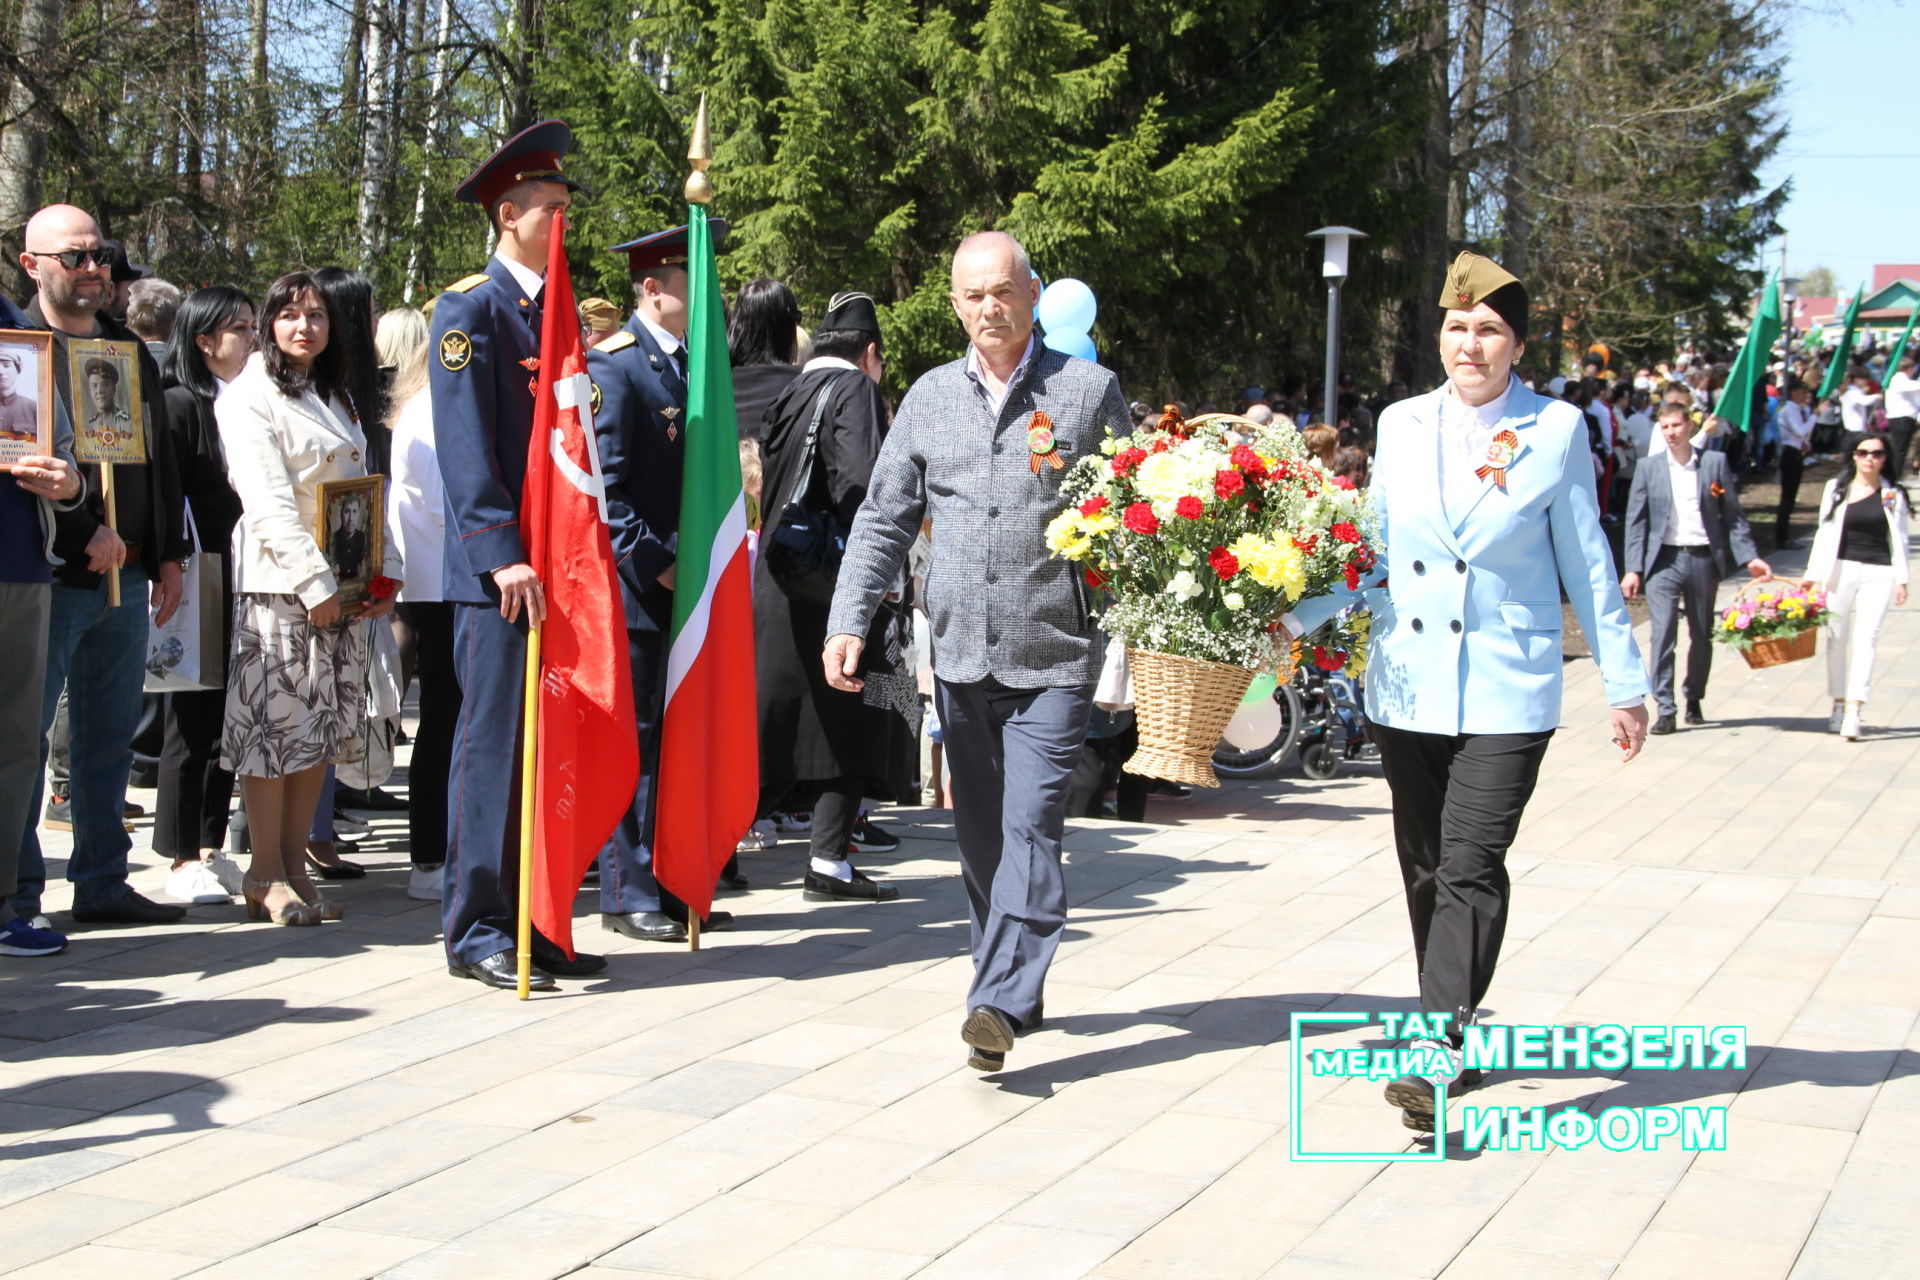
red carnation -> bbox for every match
[1207,546,1239,579]
[1331,521,1361,544]
[1079,495,1110,515]
[1150,437,1174,454]
[368,575,398,600]
[1331,475,1355,491]
[1111,447,1148,477]
[1230,445,1268,477]
[1175,495,1204,519]
[1214,469,1245,499]
[1084,567,1109,590]
[1344,563,1361,590]
[1122,502,1159,535]
[1292,535,1319,554]
[1312,646,1347,671]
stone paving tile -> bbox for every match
[4,557,1917,1277]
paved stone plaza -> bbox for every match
[4,550,1917,1279]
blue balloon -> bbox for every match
[1037,277,1097,334]
[1044,329,1097,362]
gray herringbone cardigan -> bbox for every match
[827,346,1132,687]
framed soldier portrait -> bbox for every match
[67,337,147,465]
[0,328,54,471]
[316,474,385,610]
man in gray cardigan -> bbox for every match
[825,232,1130,1071]
[1621,401,1771,734]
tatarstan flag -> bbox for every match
[521,211,638,957]
[653,209,757,922]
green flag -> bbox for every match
[653,209,758,924]
[1885,304,1919,376]
[1710,271,1781,433]
[1817,283,1865,398]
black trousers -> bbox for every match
[398,602,458,868]
[1888,417,1915,483]
[1776,445,1805,543]
[1371,723,1553,1034]
[152,689,235,858]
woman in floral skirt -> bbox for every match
[215,273,401,925]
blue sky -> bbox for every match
[1757,0,1920,292]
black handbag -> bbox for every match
[764,375,850,605]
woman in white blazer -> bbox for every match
[1802,435,1910,740]
[215,273,401,924]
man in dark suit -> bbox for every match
[332,497,368,582]
[584,220,734,942]
[1621,400,1772,733]
[428,121,605,990]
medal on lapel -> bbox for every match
[1475,429,1519,490]
[1028,410,1064,474]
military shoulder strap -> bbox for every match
[599,331,636,353]
[446,274,490,294]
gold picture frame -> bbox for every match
[315,474,386,611]
[68,337,147,465]
[0,328,54,471]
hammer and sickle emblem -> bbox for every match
[439,330,473,371]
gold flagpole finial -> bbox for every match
[685,93,714,205]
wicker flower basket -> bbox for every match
[1736,627,1817,669]
[1124,648,1258,788]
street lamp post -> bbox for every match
[1307,226,1367,425]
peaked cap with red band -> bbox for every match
[455,119,581,208]
[609,218,730,273]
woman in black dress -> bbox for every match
[754,292,916,900]
[155,286,254,904]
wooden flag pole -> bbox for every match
[100,462,120,607]
[688,914,700,952]
[515,620,542,999]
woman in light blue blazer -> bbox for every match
[1290,252,1650,1130]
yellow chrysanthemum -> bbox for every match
[1226,534,1307,598]
[1043,509,1115,561]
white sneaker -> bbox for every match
[1829,703,1845,733]
[332,815,372,836]
[407,865,444,901]
[203,853,246,895]
[1842,707,1863,741]
[773,810,813,834]
[164,861,233,904]
[736,819,778,853]
[1408,1038,1464,1083]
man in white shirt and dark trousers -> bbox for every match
[1884,356,1920,480]
[1621,402,1772,734]
[1776,380,1816,545]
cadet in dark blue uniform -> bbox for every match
[587,220,737,941]
[429,121,607,989]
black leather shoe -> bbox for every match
[602,911,686,942]
[1649,713,1676,735]
[338,785,409,811]
[803,869,899,901]
[71,889,187,925]
[665,908,735,932]
[1384,1068,1483,1127]
[123,799,147,818]
[967,1046,1006,1072]
[962,1005,1018,1059]
[1021,1000,1044,1035]
[1684,700,1704,726]
[719,856,749,890]
[529,934,608,977]
[449,949,556,990]
[306,850,367,880]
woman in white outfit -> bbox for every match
[1803,435,1910,740]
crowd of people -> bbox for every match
[2,123,1911,1105]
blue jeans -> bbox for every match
[13,567,152,915]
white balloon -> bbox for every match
[1222,697,1283,751]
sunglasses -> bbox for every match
[1854,448,1887,459]
[27,248,113,271]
